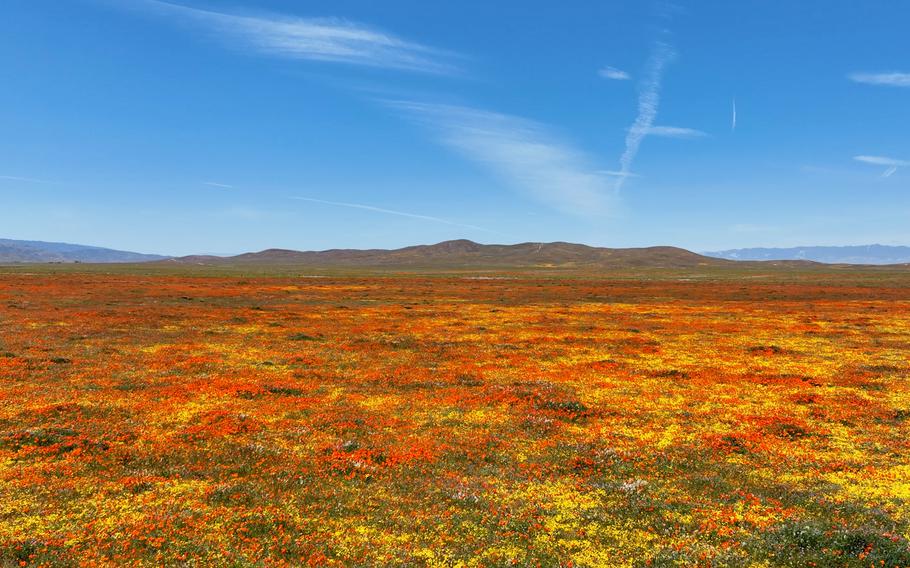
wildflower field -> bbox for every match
[2,269,910,566]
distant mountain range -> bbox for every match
[169,240,744,269]
[3,238,909,268]
[704,245,910,265]
[0,238,169,263]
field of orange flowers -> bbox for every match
[2,270,910,566]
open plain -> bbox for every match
[2,266,910,566]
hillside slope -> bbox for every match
[167,239,732,269]
[0,238,169,263]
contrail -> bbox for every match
[289,196,497,234]
[0,175,54,184]
[854,155,909,178]
[614,41,676,190]
[732,98,737,132]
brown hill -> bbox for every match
[165,239,734,269]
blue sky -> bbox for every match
[1,0,908,255]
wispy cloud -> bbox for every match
[0,175,54,184]
[388,101,616,216]
[203,181,235,189]
[854,155,909,178]
[854,155,910,167]
[137,0,459,74]
[597,170,640,178]
[615,41,676,190]
[599,66,630,80]
[849,72,910,87]
[642,126,707,139]
[290,196,495,233]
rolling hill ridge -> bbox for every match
[7,238,908,269]
[167,239,737,269]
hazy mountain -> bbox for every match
[168,239,736,269]
[0,238,169,263]
[704,245,910,265]
[10,238,906,268]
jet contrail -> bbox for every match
[289,196,497,233]
[732,98,737,132]
[0,175,54,184]
[614,40,676,190]
[854,155,908,178]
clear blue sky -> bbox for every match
[2,1,908,255]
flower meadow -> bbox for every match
[1,271,909,566]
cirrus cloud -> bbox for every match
[848,72,910,87]
[642,126,707,139]
[599,66,630,80]
[388,101,617,216]
[132,0,460,74]
[854,155,909,178]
